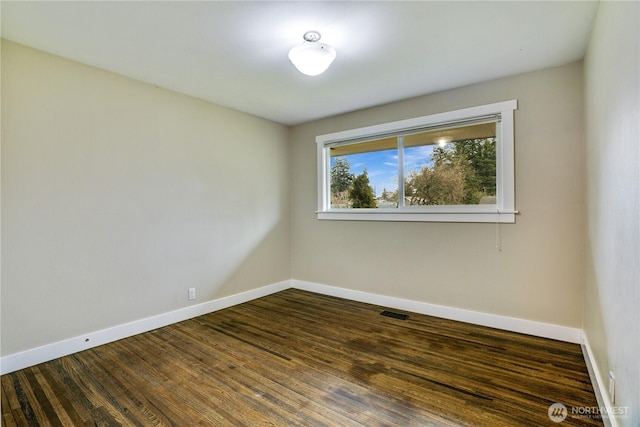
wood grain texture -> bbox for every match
[2,289,602,426]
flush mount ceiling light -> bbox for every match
[288,31,336,76]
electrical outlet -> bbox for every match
[188,288,196,300]
[608,371,615,403]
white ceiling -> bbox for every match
[1,1,599,126]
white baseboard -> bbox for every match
[0,280,291,375]
[581,333,619,427]
[291,280,583,343]
[5,280,616,426]
[1,279,585,375]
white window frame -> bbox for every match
[316,100,518,223]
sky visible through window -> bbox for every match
[331,145,437,197]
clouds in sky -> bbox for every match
[330,144,436,196]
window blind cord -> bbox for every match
[496,210,502,252]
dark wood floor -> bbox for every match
[2,289,602,426]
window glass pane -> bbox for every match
[329,137,398,209]
[317,99,517,222]
[403,123,497,206]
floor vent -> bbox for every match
[380,310,409,320]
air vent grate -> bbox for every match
[380,310,409,320]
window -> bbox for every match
[316,100,517,222]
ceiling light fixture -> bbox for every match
[288,31,336,76]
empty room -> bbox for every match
[1,1,638,426]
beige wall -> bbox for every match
[4,10,638,422]
[1,40,290,356]
[584,1,639,424]
[291,62,585,328]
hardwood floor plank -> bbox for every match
[54,355,132,427]
[17,369,62,426]
[84,345,183,426]
[127,323,329,426]
[30,365,84,427]
[47,357,111,426]
[2,289,603,426]
[1,380,19,427]
[154,327,345,426]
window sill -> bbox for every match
[317,209,516,223]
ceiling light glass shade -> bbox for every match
[288,32,336,76]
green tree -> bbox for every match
[380,187,399,206]
[349,169,377,208]
[381,188,391,202]
[330,157,354,194]
[405,160,466,205]
[430,138,496,203]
